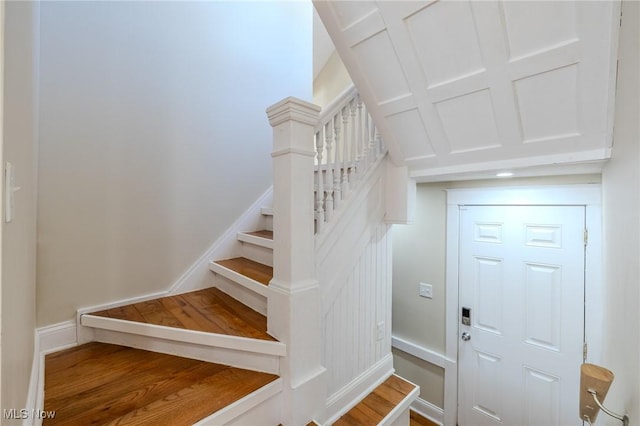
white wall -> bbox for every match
[601,1,640,422]
[37,1,312,326]
[313,50,352,108]
[2,0,39,415]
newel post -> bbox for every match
[266,97,325,425]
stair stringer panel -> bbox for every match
[313,158,395,424]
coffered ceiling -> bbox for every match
[314,1,621,181]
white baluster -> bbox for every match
[315,128,325,233]
[369,119,376,165]
[324,121,334,223]
[374,127,381,160]
[363,111,370,172]
[333,113,342,208]
[354,96,363,183]
[349,98,358,186]
[341,106,349,197]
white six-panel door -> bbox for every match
[458,205,585,426]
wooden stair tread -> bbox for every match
[90,287,276,342]
[213,257,273,286]
[244,230,273,240]
[334,375,417,426]
[43,342,279,425]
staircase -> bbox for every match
[47,216,285,425]
[41,91,418,425]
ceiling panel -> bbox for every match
[385,108,435,159]
[352,30,411,104]
[332,1,378,30]
[315,0,620,180]
[405,1,485,87]
[502,1,578,60]
[435,89,501,154]
[514,64,579,144]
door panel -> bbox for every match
[458,205,585,426]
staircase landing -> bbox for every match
[90,287,275,341]
[43,342,280,425]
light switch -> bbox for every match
[419,282,433,299]
[5,162,14,223]
[5,162,21,223]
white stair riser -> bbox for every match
[92,328,280,374]
[261,208,273,232]
[240,242,273,267]
[215,275,267,316]
[237,232,274,250]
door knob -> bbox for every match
[461,332,471,341]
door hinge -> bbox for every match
[584,228,589,246]
[583,342,588,361]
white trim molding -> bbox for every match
[411,398,444,426]
[445,184,603,426]
[323,354,394,425]
[391,336,450,426]
[23,321,78,426]
[391,335,455,370]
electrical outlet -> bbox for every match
[376,321,385,341]
[419,282,433,299]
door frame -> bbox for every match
[443,184,603,426]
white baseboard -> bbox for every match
[22,321,79,426]
[323,354,394,424]
[22,334,40,426]
[412,397,444,426]
[37,320,78,354]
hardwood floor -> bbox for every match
[91,287,276,341]
[43,342,278,425]
[213,257,273,285]
[245,230,273,240]
[333,375,417,425]
[410,409,439,426]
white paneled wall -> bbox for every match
[315,0,620,180]
[322,223,392,397]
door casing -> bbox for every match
[443,185,603,426]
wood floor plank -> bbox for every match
[384,373,417,396]
[44,343,278,426]
[334,375,417,426]
[181,288,274,341]
[206,288,270,334]
[90,287,275,341]
[199,303,269,340]
[214,257,273,285]
[410,410,439,426]
[245,230,273,240]
[47,359,226,424]
[133,299,185,329]
[107,305,144,321]
[160,294,227,334]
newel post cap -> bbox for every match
[266,97,321,128]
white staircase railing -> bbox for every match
[314,85,385,234]
[265,90,388,424]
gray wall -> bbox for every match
[391,174,602,408]
[2,1,39,415]
[36,1,312,326]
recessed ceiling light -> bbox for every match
[496,172,514,178]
